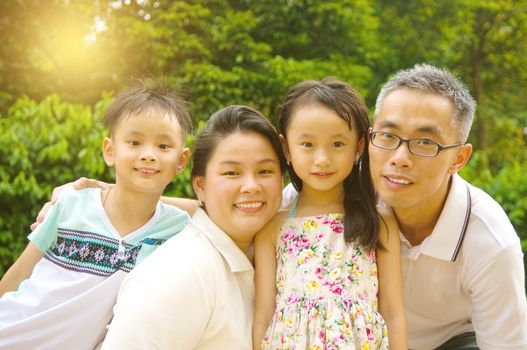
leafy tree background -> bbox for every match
[0,0,526,277]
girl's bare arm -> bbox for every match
[377,209,408,349]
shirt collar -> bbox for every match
[190,208,254,273]
[403,174,472,262]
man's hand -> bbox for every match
[30,177,111,230]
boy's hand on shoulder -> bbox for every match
[30,177,112,231]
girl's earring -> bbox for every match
[358,158,362,172]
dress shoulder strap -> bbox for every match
[288,195,299,218]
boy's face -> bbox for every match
[103,112,189,195]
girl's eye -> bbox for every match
[159,144,171,150]
[128,140,140,146]
[301,142,313,147]
[259,169,274,175]
[222,171,239,176]
[333,141,344,147]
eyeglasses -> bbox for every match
[369,131,462,157]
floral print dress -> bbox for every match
[261,206,388,349]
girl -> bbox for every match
[253,79,407,349]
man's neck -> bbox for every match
[395,211,439,246]
[395,176,454,246]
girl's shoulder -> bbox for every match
[255,209,289,245]
[376,203,400,247]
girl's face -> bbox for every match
[283,103,363,195]
[193,131,283,250]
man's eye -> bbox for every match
[417,139,436,146]
[379,133,395,140]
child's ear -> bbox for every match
[102,137,115,166]
[356,135,366,162]
[176,147,190,174]
[448,143,473,174]
[279,134,291,165]
[192,176,205,204]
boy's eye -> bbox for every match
[159,144,171,150]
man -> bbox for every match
[368,64,527,349]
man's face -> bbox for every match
[369,88,470,217]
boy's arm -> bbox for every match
[377,210,407,350]
[0,243,44,296]
[252,214,283,350]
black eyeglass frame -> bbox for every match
[369,131,463,157]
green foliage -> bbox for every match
[0,95,107,274]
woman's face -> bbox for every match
[193,131,283,249]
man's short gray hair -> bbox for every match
[374,64,476,142]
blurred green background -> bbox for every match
[0,0,526,277]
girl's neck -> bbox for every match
[102,186,160,238]
[296,184,344,217]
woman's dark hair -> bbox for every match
[279,78,381,249]
[191,105,287,182]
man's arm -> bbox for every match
[31,178,197,230]
[467,244,527,349]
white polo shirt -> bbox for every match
[402,174,527,349]
[101,208,255,350]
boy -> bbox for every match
[0,79,193,350]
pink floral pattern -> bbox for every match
[261,214,388,349]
